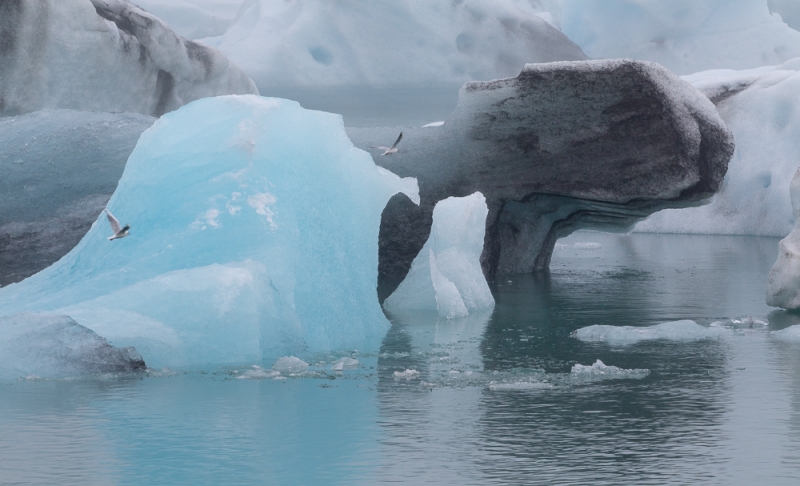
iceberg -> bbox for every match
[0,95,419,369]
[572,320,731,345]
[346,59,733,293]
[0,109,155,286]
[771,325,800,342]
[384,193,495,319]
[561,0,800,75]
[200,0,587,92]
[0,313,145,381]
[766,168,800,309]
[0,0,257,116]
[637,60,800,237]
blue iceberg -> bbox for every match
[0,95,418,370]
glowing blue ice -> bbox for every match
[0,95,418,369]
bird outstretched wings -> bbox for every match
[369,132,404,155]
[105,209,121,234]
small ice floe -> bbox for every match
[393,369,420,380]
[569,359,649,382]
[421,121,445,127]
[555,242,601,250]
[237,365,281,380]
[771,325,800,342]
[272,356,309,373]
[572,319,730,345]
[488,381,553,391]
[710,316,769,329]
[330,357,359,371]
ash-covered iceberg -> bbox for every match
[0,313,145,381]
[766,168,800,309]
[637,59,800,237]
[0,95,418,369]
[0,0,257,117]
[384,192,494,319]
[561,0,800,75]
[200,0,587,92]
[0,110,155,286]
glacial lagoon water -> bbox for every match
[2,231,800,485]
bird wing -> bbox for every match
[390,132,403,150]
[105,209,121,234]
[370,145,391,151]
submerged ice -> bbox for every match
[0,95,418,370]
[383,193,495,319]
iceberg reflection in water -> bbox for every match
[2,232,800,484]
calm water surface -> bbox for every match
[2,232,800,485]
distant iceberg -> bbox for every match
[0,95,418,369]
[637,59,800,237]
[384,192,495,319]
[561,0,800,75]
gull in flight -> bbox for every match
[370,132,403,155]
[105,209,130,241]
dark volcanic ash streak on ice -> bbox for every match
[347,59,735,298]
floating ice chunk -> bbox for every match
[421,121,445,128]
[384,193,495,319]
[710,316,769,329]
[572,320,730,345]
[272,356,309,373]
[0,313,145,381]
[570,359,650,381]
[0,96,419,369]
[330,357,359,371]
[237,365,280,379]
[488,381,554,391]
[767,168,800,309]
[771,325,800,342]
[393,369,420,380]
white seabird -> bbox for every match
[105,209,130,241]
[370,132,403,155]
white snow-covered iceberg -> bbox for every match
[560,0,800,75]
[200,0,587,91]
[384,192,494,319]
[0,0,257,116]
[0,95,419,369]
[572,320,730,345]
[766,168,800,309]
[636,59,800,237]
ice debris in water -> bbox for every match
[384,192,495,319]
[710,316,769,329]
[0,313,145,381]
[237,365,280,380]
[488,381,554,391]
[330,357,359,371]
[272,356,309,373]
[393,369,420,380]
[570,360,650,381]
[0,96,419,370]
[572,320,730,345]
